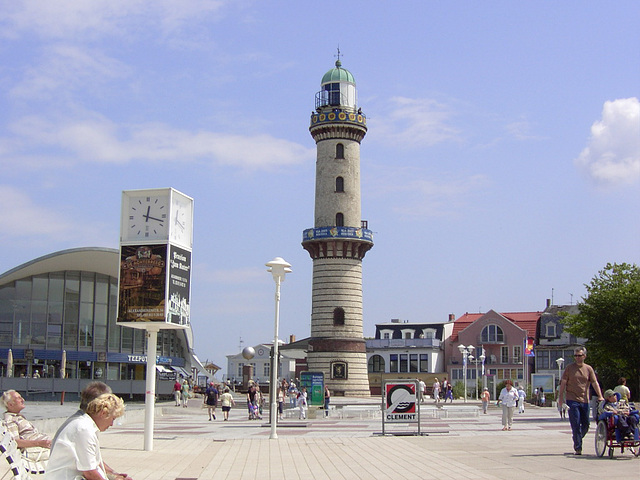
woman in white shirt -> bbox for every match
[498,380,519,431]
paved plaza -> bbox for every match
[14,397,640,479]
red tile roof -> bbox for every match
[451,311,541,341]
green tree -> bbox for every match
[565,263,640,399]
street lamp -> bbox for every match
[457,344,474,403]
[479,352,486,393]
[266,257,292,440]
[555,357,564,399]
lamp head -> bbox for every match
[457,344,466,353]
[266,257,292,281]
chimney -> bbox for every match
[546,298,551,308]
[289,334,296,344]
[391,318,401,323]
[448,313,456,322]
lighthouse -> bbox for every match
[302,58,373,397]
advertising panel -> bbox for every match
[300,371,325,406]
[117,244,167,323]
[167,245,191,326]
[384,380,418,423]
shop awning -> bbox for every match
[171,366,191,378]
[155,365,173,374]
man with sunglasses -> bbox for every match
[558,346,604,455]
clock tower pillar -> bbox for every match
[302,58,373,397]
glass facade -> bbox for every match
[0,270,186,380]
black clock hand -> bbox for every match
[144,205,151,222]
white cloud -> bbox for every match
[369,96,461,147]
[0,0,226,40]
[505,117,544,141]
[0,186,75,240]
[367,166,489,218]
[10,44,130,101]
[3,113,314,170]
[574,97,640,187]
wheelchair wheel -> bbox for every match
[595,420,608,457]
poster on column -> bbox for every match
[117,244,167,323]
[167,244,191,326]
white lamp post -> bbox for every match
[556,357,564,399]
[457,344,474,403]
[479,353,486,393]
[265,257,291,440]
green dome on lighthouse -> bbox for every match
[321,59,356,84]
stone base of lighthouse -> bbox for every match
[306,342,370,397]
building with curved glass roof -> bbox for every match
[0,247,203,391]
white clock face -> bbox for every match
[169,192,193,248]
[127,194,169,241]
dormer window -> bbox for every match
[400,328,413,339]
[422,328,436,339]
[545,322,557,338]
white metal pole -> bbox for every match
[270,275,281,440]
[475,360,479,400]
[144,327,159,451]
[463,352,467,404]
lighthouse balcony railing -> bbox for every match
[302,226,373,243]
[315,91,361,114]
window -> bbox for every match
[389,354,398,373]
[399,354,408,372]
[409,354,418,372]
[422,328,436,339]
[401,329,413,339]
[263,363,270,377]
[419,354,428,372]
[513,345,522,364]
[545,322,557,337]
[333,307,345,326]
[481,324,504,343]
[336,213,344,227]
[335,176,344,192]
[383,332,391,339]
[501,346,509,363]
[336,143,344,159]
[368,355,385,373]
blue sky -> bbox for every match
[1,1,638,377]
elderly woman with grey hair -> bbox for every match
[45,393,132,480]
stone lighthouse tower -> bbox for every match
[302,58,373,397]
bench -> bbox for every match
[0,423,47,480]
[339,405,381,419]
[0,429,31,480]
[439,405,479,418]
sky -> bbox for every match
[1,1,639,378]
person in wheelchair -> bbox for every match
[599,389,639,442]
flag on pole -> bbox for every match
[524,337,535,357]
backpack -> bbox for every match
[207,388,217,402]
